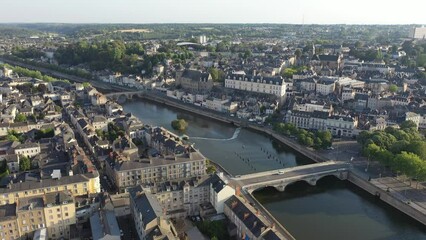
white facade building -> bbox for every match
[316,79,336,95]
[14,143,41,158]
[409,27,426,39]
[225,73,286,97]
[285,110,358,137]
[210,178,235,214]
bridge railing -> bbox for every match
[242,168,350,192]
[235,160,346,180]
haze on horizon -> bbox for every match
[1,0,426,25]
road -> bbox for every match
[236,161,349,186]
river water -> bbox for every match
[123,100,426,240]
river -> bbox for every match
[123,99,426,240]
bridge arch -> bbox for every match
[246,171,349,194]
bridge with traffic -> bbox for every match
[232,161,350,193]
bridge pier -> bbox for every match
[275,185,286,192]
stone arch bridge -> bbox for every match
[235,161,350,193]
[105,91,145,103]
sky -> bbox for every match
[1,0,426,25]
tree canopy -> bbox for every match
[209,67,225,82]
[171,119,188,131]
[15,113,27,123]
[19,155,31,171]
[389,84,398,93]
[273,123,332,149]
[358,124,426,184]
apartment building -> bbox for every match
[0,172,100,205]
[151,177,210,218]
[43,191,76,239]
[129,186,178,240]
[13,143,41,158]
[106,151,206,193]
[143,173,230,218]
[285,110,358,137]
[225,73,286,97]
[16,196,46,237]
[0,191,77,239]
[224,195,284,240]
[175,69,213,93]
[210,177,235,214]
[0,204,20,240]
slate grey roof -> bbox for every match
[227,73,284,85]
[0,172,99,194]
[129,186,162,226]
[18,196,44,211]
[312,54,339,62]
[181,69,210,82]
[211,178,226,193]
[224,195,267,238]
[262,229,284,240]
[14,142,39,149]
[77,118,89,129]
[0,140,19,150]
[0,204,16,220]
[44,191,73,206]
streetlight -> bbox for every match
[365,154,370,172]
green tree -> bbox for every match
[417,54,426,68]
[196,220,229,240]
[243,50,252,59]
[405,141,426,160]
[0,161,9,179]
[316,131,332,148]
[400,120,417,130]
[171,119,188,131]
[295,49,302,59]
[35,128,54,140]
[209,67,225,82]
[19,155,31,171]
[82,82,91,88]
[15,113,27,123]
[6,133,19,142]
[281,68,298,78]
[206,159,217,174]
[389,84,398,93]
[6,130,26,143]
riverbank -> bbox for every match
[137,91,426,227]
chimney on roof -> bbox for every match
[243,212,250,220]
[235,186,241,197]
[231,200,238,209]
[136,191,143,198]
[253,221,257,229]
